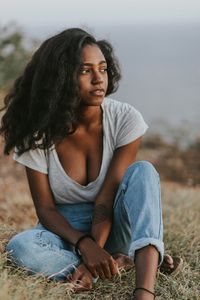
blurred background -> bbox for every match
[0,4,199,297]
[0,0,200,186]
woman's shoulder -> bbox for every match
[103,97,134,112]
[12,137,52,175]
[102,97,140,118]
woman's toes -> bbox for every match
[164,254,174,267]
[114,253,134,270]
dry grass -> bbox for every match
[0,137,200,299]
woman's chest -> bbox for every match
[55,126,104,186]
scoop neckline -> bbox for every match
[52,101,106,189]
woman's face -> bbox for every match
[78,44,108,106]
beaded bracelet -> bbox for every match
[75,234,96,258]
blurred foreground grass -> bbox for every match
[0,137,200,299]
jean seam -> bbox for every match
[139,165,163,241]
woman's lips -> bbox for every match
[90,89,105,96]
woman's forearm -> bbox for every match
[37,207,84,245]
[91,203,113,247]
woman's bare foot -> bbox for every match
[113,253,182,275]
[163,254,174,268]
[113,253,134,271]
[160,254,183,275]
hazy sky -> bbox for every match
[0,0,200,32]
[0,0,199,130]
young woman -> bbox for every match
[0,28,178,299]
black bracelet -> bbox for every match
[133,287,155,299]
[75,234,96,258]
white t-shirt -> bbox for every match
[13,97,148,204]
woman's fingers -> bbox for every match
[94,258,118,279]
[95,264,106,279]
[82,246,120,279]
[71,258,118,287]
[101,260,112,279]
[88,261,112,279]
[86,264,99,278]
[109,257,120,276]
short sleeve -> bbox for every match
[13,147,48,174]
[115,105,148,148]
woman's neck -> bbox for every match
[77,105,103,129]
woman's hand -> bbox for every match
[68,263,93,292]
[78,237,119,279]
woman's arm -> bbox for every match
[90,137,142,247]
[26,167,118,279]
[25,167,84,245]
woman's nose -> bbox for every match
[91,71,103,84]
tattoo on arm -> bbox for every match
[92,204,112,225]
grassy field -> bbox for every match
[0,138,200,299]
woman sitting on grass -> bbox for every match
[0,28,180,299]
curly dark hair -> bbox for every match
[0,28,121,155]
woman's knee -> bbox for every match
[129,160,158,174]
[124,160,159,185]
[6,229,39,266]
[6,229,80,280]
[119,160,161,208]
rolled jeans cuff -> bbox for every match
[128,238,164,266]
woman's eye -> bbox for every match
[100,68,107,73]
[80,67,107,74]
[80,69,90,74]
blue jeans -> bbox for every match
[6,161,164,281]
